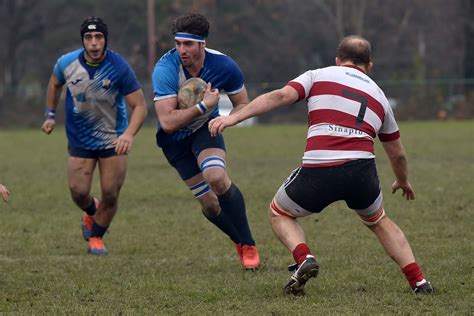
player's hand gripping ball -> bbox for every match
[177,77,207,109]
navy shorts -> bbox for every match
[284,158,381,213]
[160,123,226,180]
[68,145,118,159]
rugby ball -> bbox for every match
[177,77,207,109]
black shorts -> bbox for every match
[68,145,117,159]
[160,123,226,180]
[283,159,381,214]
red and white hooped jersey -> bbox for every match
[287,65,400,168]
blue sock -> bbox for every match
[91,221,108,238]
[82,198,97,216]
[202,209,241,244]
[218,183,255,246]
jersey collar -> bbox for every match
[341,64,366,74]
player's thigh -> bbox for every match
[162,139,201,181]
[197,147,226,162]
[192,125,227,177]
[271,168,314,218]
[67,156,97,193]
[196,148,230,194]
[343,159,384,224]
[272,166,342,218]
[197,148,229,176]
[191,122,226,158]
[287,167,340,212]
[97,155,128,194]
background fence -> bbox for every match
[0,79,473,128]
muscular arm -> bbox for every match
[155,83,219,134]
[46,73,63,111]
[41,74,64,134]
[209,85,299,136]
[381,138,415,200]
[123,89,148,136]
[154,97,204,134]
[228,88,249,114]
[113,89,148,155]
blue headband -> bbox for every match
[175,32,206,43]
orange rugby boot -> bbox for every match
[87,236,108,256]
[241,245,260,270]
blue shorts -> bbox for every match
[159,123,226,180]
[68,145,118,159]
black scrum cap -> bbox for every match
[80,16,108,41]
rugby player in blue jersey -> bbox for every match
[152,13,260,269]
[41,16,148,255]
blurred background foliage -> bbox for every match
[0,0,473,127]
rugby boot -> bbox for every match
[235,243,243,263]
[284,255,319,296]
[241,245,260,270]
[412,279,434,295]
[81,197,100,241]
[87,236,108,256]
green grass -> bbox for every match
[0,121,473,314]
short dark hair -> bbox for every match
[336,35,371,65]
[171,13,210,37]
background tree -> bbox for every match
[0,0,471,126]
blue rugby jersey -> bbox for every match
[152,48,244,147]
[53,49,140,150]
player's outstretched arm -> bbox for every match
[0,184,10,202]
[114,89,148,155]
[209,85,298,136]
[41,74,63,135]
[381,139,415,200]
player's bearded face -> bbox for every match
[176,40,204,68]
[83,32,106,63]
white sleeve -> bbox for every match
[288,69,318,99]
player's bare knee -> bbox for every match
[200,156,227,194]
[205,172,228,195]
[100,191,119,209]
[70,189,89,205]
[202,201,221,218]
[194,185,219,218]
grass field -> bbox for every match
[0,121,473,314]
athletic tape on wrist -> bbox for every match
[196,101,207,114]
[46,108,56,119]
